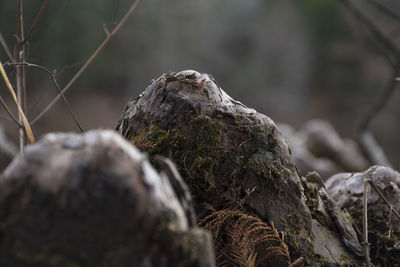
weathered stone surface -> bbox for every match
[0,130,214,267]
[302,172,362,263]
[116,70,362,265]
[326,166,400,266]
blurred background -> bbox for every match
[0,0,399,169]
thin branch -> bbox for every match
[0,112,16,123]
[16,0,26,152]
[367,179,400,221]
[358,72,396,167]
[103,24,110,37]
[359,131,392,167]
[344,0,400,136]
[112,0,122,28]
[340,0,400,65]
[340,0,399,166]
[324,245,340,265]
[362,176,400,267]
[359,73,398,132]
[4,61,84,132]
[0,32,14,62]
[363,179,372,267]
[366,0,400,22]
[57,58,86,76]
[23,0,49,44]
[0,95,23,127]
[30,0,141,125]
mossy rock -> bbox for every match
[116,70,323,261]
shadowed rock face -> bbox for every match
[0,130,214,267]
[116,70,366,264]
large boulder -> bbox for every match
[0,130,214,267]
[116,70,362,265]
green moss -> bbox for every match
[319,257,331,265]
[132,128,148,144]
[131,113,319,263]
[283,233,315,266]
[339,253,355,266]
[135,116,222,185]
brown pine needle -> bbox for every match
[0,60,34,144]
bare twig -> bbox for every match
[388,207,393,239]
[23,0,49,44]
[340,0,400,63]
[4,61,84,132]
[103,24,110,37]
[359,131,392,167]
[366,0,400,22]
[15,0,26,152]
[57,58,86,76]
[362,176,400,267]
[367,179,400,221]
[359,73,398,134]
[324,245,340,265]
[363,179,372,267]
[339,0,399,166]
[0,112,16,123]
[0,32,14,62]
[30,0,141,125]
[0,95,23,127]
[112,0,122,28]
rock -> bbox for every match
[278,120,369,180]
[116,70,362,265]
[326,165,400,266]
[301,120,369,173]
[302,172,362,262]
[278,122,343,179]
[0,130,214,267]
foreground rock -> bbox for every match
[116,70,362,265]
[0,130,214,267]
[326,166,400,266]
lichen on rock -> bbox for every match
[116,70,362,265]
